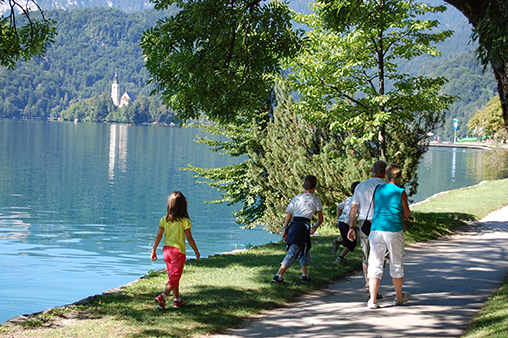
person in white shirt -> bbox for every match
[347,161,387,294]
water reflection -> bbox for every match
[413,146,501,203]
[451,148,456,181]
[108,124,128,181]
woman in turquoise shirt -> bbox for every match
[367,163,411,309]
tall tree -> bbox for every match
[0,0,56,68]
[288,0,456,195]
[443,0,508,133]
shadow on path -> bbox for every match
[206,207,508,338]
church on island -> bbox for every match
[111,71,135,108]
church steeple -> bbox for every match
[111,69,120,107]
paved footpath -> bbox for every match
[206,205,508,338]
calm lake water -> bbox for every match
[0,119,501,322]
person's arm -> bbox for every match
[151,227,164,261]
[185,228,200,261]
[401,191,411,231]
[347,204,359,242]
[310,210,324,235]
[281,212,292,242]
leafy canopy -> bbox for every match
[284,0,456,196]
[149,0,457,230]
[0,0,56,69]
[141,0,303,124]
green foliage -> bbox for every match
[141,0,304,124]
[286,0,456,196]
[0,7,176,122]
[59,92,176,124]
[188,78,370,232]
[0,0,56,69]
[183,0,458,230]
[418,51,498,140]
[467,95,506,138]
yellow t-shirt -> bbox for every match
[159,217,192,254]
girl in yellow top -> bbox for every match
[151,191,200,309]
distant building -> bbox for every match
[111,70,120,107]
[111,71,134,107]
[119,91,135,108]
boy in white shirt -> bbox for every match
[332,181,360,264]
[272,175,324,285]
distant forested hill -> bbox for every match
[0,7,178,124]
[0,1,499,134]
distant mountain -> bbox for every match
[0,0,498,138]
[0,0,153,13]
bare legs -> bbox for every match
[163,284,179,300]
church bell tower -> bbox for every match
[111,69,120,107]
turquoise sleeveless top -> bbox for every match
[371,183,404,232]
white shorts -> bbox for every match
[367,230,405,279]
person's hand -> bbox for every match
[310,225,317,235]
[151,250,157,261]
[282,230,288,243]
[347,228,356,242]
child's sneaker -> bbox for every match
[154,294,166,309]
[331,238,341,254]
[301,275,311,283]
[272,275,286,285]
[173,298,187,308]
[336,256,348,264]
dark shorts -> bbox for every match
[338,221,357,252]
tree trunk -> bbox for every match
[443,0,508,133]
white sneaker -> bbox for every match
[393,292,411,306]
[367,299,379,309]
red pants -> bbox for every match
[163,246,186,287]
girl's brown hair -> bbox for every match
[166,191,189,222]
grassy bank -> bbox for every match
[2,179,508,338]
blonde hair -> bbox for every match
[166,191,189,222]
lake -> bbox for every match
[0,119,501,322]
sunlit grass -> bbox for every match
[462,275,508,338]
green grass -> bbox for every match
[461,275,508,338]
[1,178,508,338]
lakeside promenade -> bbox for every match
[206,205,508,338]
[428,141,496,150]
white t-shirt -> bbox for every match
[351,177,386,220]
[337,196,355,224]
[286,192,322,220]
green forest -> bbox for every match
[0,7,179,124]
[0,3,499,135]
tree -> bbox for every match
[467,95,507,139]
[141,0,303,124]
[0,0,56,68]
[443,0,508,133]
[287,0,456,196]
[147,0,456,230]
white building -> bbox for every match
[111,71,134,107]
